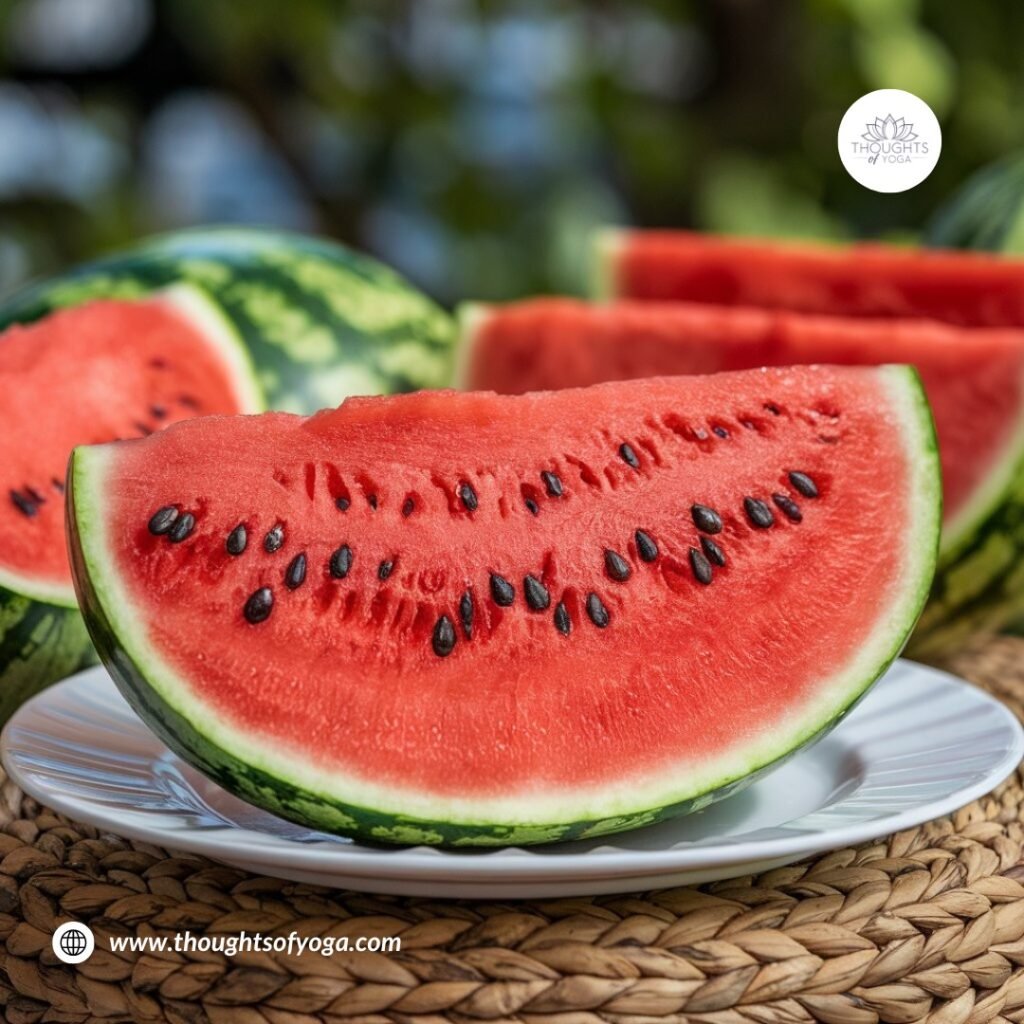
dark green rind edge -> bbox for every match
[67,367,940,848]
[0,226,457,413]
[0,584,95,726]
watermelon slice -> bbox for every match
[0,287,262,719]
[68,368,939,846]
[595,229,1024,326]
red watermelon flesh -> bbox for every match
[601,230,1024,326]
[461,298,1024,537]
[1,289,261,605]
[68,367,939,843]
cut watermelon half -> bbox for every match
[0,286,262,716]
[68,368,939,846]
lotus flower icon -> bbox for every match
[862,115,918,143]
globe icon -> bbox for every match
[59,928,87,957]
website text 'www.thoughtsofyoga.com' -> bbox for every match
[51,921,399,965]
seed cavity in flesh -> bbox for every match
[772,493,803,522]
[402,498,415,517]
[691,504,722,534]
[459,590,474,639]
[9,490,38,517]
[168,512,195,543]
[525,498,539,516]
[226,524,248,555]
[490,573,515,607]
[689,547,713,585]
[701,536,726,567]
[148,506,179,536]
[378,559,395,581]
[618,443,640,470]
[604,549,631,582]
[285,553,307,589]
[367,494,378,510]
[264,524,284,553]
[524,575,550,611]
[789,471,818,498]
[744,497,774,529]
[244,587,274,624]
[586,592,609,628]
[432,615,456,657]
[541,471,563,498]
[635,529,658,562]
[335,497,350,511]
[329,544,353,579]
[554,601,571,635]
[459,482,478,512]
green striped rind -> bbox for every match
[1,227,457,413]
[68,367,939,847]
[0,586,95,725]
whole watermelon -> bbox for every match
[0,226,456,719]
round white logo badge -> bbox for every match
[838,89,941,193]
[52,920,95,964]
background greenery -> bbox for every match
[0,0,1018,305]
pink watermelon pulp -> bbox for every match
[69,368,939,845]
[461,298,1024,543]
[1,287,262,606]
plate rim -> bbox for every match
[3,659,1021,885]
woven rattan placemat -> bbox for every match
[1,639,1023,1023]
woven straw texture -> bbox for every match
[1,639,1024,1023]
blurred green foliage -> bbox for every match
[0,0,1021,304]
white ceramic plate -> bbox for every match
[3,660,1021,898]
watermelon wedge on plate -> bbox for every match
[67,367,940,846]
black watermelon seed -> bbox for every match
[772,493,803,522]
[554,601,571,635]
[402,497,415,517]
[541,471,563,497]
[9,490,37,517]
[335,496,350,511]
[264,524,285,553]
[459,590,474,639]
[367,494,378,509]
[168,512,195,543]
[244,587,274,624]
[744,497,774,529]
[712,425,730,438]
[689,547,713,585]
[789,471,819,498]
[285,552,307,589]
[133,421,153,436]
[150,404,167,420]
[490,573,515,606]
[635,529,658,562]
[701,535,726,567]
[147,505,179,536]
[25,486,44,504]
[586,592,610,628]
[691,504,723,534]
[432,615,456,657]
[525,498,539,516]
[458,482,478,511]
[378,559,395,581]
[329,544,353,579]
[524,575,551,611]
[226,524,247,555]
[51,478,65,493]
[604,549,632,582]
[618,443,640,469]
